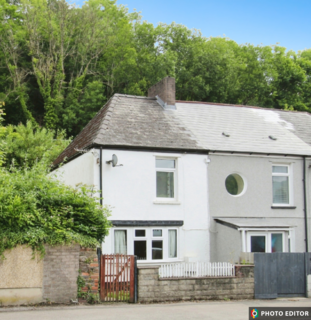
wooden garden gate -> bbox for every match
[254,253,311,299]
[100,254,137,303]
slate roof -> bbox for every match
[53,94,311,166]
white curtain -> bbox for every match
[114,230,127,254]
[169,230,177,258]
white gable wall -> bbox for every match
[51,152,95,188]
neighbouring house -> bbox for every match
[52,77,311,264]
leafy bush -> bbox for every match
[0,163,111,258]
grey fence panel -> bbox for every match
[254,253,277,299]
[276,253,305,297]
[307,253,311,275]
[255,252,307,299]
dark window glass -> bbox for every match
[152,240,163,260]
[225,174,244,196]
[134,241,147,260]
[135,230,146,237]
[251,236,266,252]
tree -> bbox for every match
[1,0,311,134]
[0,106,6,166]
[269,47,307,111]
[0,0,37,125]
[3,120,70,168]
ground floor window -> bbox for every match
[247,231,285,253]
[114,227,178,261]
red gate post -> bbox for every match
[129,256,135,303]
[100,255,106,301]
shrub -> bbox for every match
[0,163,111,258]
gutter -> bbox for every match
[303,156,309,252]
[100,147,103,206]
[52,142,311,171]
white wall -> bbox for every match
[99,149,210,262]
[52,152,95,188]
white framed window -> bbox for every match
[272,164,293,206]
[225,173,247,197]
[156,158,177,200]
[247,231,285,253]
[113,227,179,262]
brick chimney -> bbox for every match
[148,77,176,110]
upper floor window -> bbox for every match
[272,165,291,205]
[156,159,176,198]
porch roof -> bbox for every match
[214,217,294,229]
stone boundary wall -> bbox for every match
[78,248,99,302]
[138,265,254,303]
[42,245,80,303]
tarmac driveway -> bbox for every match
[1,298,310,320]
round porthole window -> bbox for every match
[225,174,245,196]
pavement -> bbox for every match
[0,298,311,320]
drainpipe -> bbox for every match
[98,147,103,287]
[100,147,103,206]
[303,156,309,252]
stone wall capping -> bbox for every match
[159,276,236,281]
[138,265,254,303]
[137,265,161,269]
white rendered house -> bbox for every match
[53,77,311,264]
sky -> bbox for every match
[107,0,311,53]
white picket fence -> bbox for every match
[159,262,235,278]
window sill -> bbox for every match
[271,206,296,209]
[153,200,181,205]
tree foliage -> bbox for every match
[0,0,311,138]
[3,121,70,168]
